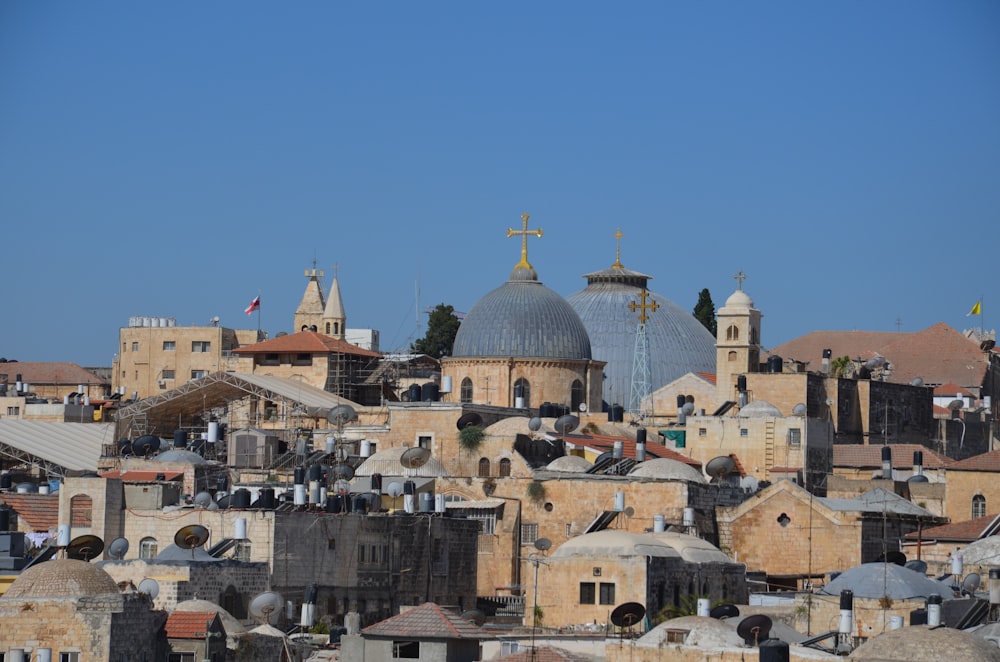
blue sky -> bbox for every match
[2,2,998,366]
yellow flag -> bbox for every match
[969,301,982,316]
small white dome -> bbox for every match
[738,400,782,418]
[629,458,706,483]
[724,289,754,308]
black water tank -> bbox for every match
[258,488,276,510]
[608,404,624,422]
[308,464,322,482]
[759,638,789,662]
[325,495,341,513]
[910,608,927,625]
[352,494,368,514]
[232,488,251,509]
[767,355,783,373]
[0,507,9,532]
[636,428,647,444]
[403,480,416,496]
[540,402,554,418]
[294,466,306,485]
[421,382,439,402]
[173,429,187,448]
[737,375,747,393]
[407,383,421,402]
[0,473,10,490]
[371,473,383,491]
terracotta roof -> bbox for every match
[361,603,492,640]
[947,449,1000,472]
[100,470,184,482]
[697,371,717,385]
[0,362,106,386]
[934,382,974,397]
[233,331,381,358]
[768,322,988,389]
[833,444,951,469]
[904,514,1000,542]
[164,611,224,639]
[566,433,703,469]
[0,493,59,532]
[501,647,595,662]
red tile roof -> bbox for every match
[362,603,492,640]
[768,322,988,389]
[0,493,59,533]
[903,514,999,542]
[697,372,717,385]
[100,470,184,482]
[934,382,974,397]
[833,444,951,469]
[0,362,106,386]
[564,433,703,469]
[946,449,1000,472]
[234,331,381,358]
[164,611,224,639]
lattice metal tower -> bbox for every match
[628,288,658,419]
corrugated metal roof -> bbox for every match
[819,487,933,517]
[0,420,113,473]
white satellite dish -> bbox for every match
[138,578,160,599]
[107,537,130,560]
[386,482,404,498]
[249,591,285,625]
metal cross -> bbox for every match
[629,289,659,324]
[733,269,747,290]
[612,228,624,269]
[507,213,543,269]
[305,258,324,280]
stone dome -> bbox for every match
[452,270,592,360]
[567,265,716,408]
[724,289,754,308]
[737,400,783,418]
[155,449,208,464]
[850,624,1000,661]
[551,530,682,559]
[545,455,593,472]
[638,615,743,648]
[628,457,706,483]
[819,563,949,600]
[353,446,449,477]
[3,559,120,599]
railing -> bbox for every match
[477,534,495,554]
[492,595,525,618]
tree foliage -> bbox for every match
[693,288,717,336]
[411,303,461,359]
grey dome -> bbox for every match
[155,449,208,464]
[738,400,783,418]
[567,266,716,408]
[453,272,592,360]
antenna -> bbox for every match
[107,537,130,560]
[962,572,982,596]
[132,435,161,457]
[400,446,431,469]
[249,591,285,625]
[66,534,104,561]
[386,482,404,498]
[610,601,646,628]
[193,491,216,509]
[138,578,160,599]
[736,614,772,646]
[553,414,579,435]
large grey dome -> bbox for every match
[452,266,592,360]
[567,264,716,408]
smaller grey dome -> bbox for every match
[545,455,593,473]
[850,625,1000,661]
[3,559,120,599]
[155,449,208,464]
[629,458,706,483]
[738,400,783,418]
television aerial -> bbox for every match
[705,455,736,481]
[66,534,104,561]
[400,446,431,469]
[610,602,646,629]
[456,412,483,430]
[554,414,579,435]
[736,614,772,646]
[138,578,160,599]
[174,524,210,551]
[249,591,285,625]
[193,491,217,509]
[107,537,130,560]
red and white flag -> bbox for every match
[245,295,261,315]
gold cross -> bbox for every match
[629,289,659,324]
[507,213,543,269]
[611,228,624,269]
[733,269,747,290]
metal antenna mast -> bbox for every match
[628,289,658,420]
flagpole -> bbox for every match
[257,289,262,337]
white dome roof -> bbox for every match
[545,455,593,472]
[738,400,782,418]
[724,289,754,308]
[629,458,706,483]
[354,446,449,477]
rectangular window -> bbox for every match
[698,428,707,437]
[162,341,176,351]
[740,428,748,437]
[358,544,365,563]
[418,435,432,449]
[599,582,616,605]
[392,641,420,658]
[191,370,208,379]
[60,654,81,662]
[132,342,139,351]
[788,429,802,446]
[521,523,538,545]
[192,341,211,353]
[579,582,596,604]
[161,369,175,380]
[293,353,313,366]
[7,406,19,416]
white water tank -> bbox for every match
[360,440,372,458]
[653,514,665,532]
[208,421,220,443]
[235,518,247,540]
[441,375,453,393]
[613,491,625,512]
[683,507,695,527]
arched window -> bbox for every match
[460,377,473,403]
[728,351,738,362]
[726,324,739,341]
[499,458,512,477]
[750,327,759,344]
[973,494,987,519]
[70,494,92,527]
[514,378,530,408]
[139,536,158,559]
[221,585,247,619]
[570,379,585,412]
[478,458,491,477]
[333,322,339,335]
[325,322,331,334]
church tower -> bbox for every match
[322,273,347,340]
[293,263,326,333]
[715,270,762,405]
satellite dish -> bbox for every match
[876,550,907,566]
[905,559,928,574]
[249,591,285,625]
[792,403,807,416]
[107,537,130,560]
[132,435,161,456]
[610,602,646,628]
[400,446,431,469]
[911,377,925,387]
[117,439,133,455]
[534,537,552,551]
[138,578,160,599]
[710,604,740,620]
[705,456,736,480]
[66,534,104,561]
[864,356,886,370]
[456,412,483,430]
[825,397,835,406]
[386,482,404,498]
[327,404,357,425]
[554,414,579,435]
[193,491,215,508]
[174,524,209,550]
[681,402,695,416]
[963,572,982,595]
[736,614,772,645]
[624,506,635,518]
[908,474,929,483]
[948,399,965,411]
[740,476,759,492]
[333,463,355,480]
[528,417,542,432]
[981,340,996,352]
[461,609,487,626]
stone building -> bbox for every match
[163,611,228,662]
[0,559,162,660]
[0,362,108,403]
[341,602,493,662]
[941,449,1000,522]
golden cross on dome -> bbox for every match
[733,269,747,290]
[612,228,624,269]
[507,213,543,269]
[629,288,659,325]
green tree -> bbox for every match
[693,288,717,336]
[411,303,461,359]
